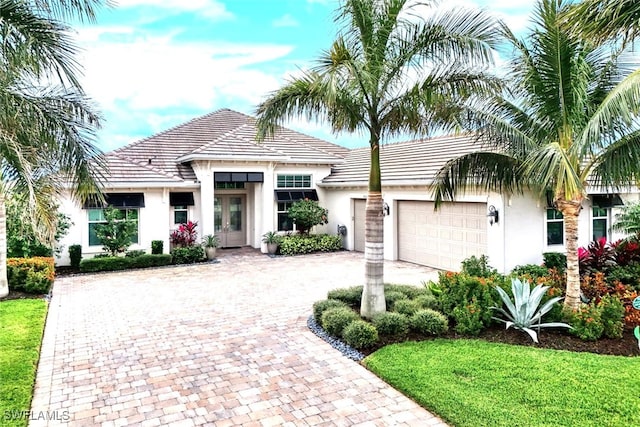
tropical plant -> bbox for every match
[255,0,501,318]
[432,0,640,310]
[567,0,640,43]
[170,221,198,247]
[261,231,282,244]
[0,0,108,298]
[613,202,640,237]
[578,238,617,275]
[202,234,219,248]
[492,278,571,343]
[286,199,328,235]
[94,207,136,256]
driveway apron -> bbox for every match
[30,251,447,426]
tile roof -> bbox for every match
[322,134,486,186]
[101,109,349,184]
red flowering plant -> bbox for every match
[611,238,640,266]
[170,221,198,247]
[578,237,616,276]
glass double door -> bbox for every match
[214,195,245,247]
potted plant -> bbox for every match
[202,234,220,260]
[262,231,281,254]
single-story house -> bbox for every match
[56,108,638,273]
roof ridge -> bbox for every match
[275,130,344,160]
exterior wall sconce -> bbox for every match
[383,202,390,216]
[487,205,499,225]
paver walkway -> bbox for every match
[31,250,448,426]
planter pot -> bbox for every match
[266,243,278,254]
[205,247,217,260]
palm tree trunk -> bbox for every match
[0,193,8,298]
[557,199,582,310]
[361,141,386,319]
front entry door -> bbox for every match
[214,195,246,247]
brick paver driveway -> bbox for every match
[31,250,447,426]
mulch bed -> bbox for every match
[360,325,640,357]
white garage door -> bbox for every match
[354,199,366,252]
[398,201,487,271]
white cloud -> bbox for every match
[272,14,299,28]
[115,0,234,20]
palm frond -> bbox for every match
[588,130,640,189]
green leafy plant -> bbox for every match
[342,320,379,348]
[279,234,342,255]
[313,299,348,323]
[492,278,571,343]
[613,202,640,237]
[68,244,82,269]
[598,295,625,339]
[286,199,328,235]
[384,284,430,299]
[565,304,605,341]
[461,255,496,277]
[7,257,55,294]
[511,264,550,280]
[94,206,137,256]
[151,240,163,255]
[409,309,449,336]
[327,286,363,307]
[261,231,282,244]
[392,299,421,317]
[452,303,485,335]
[372,312,409,337]
[202,234,220,248]
[171,246,205,264]
[414,294,439,310]
[320,307,360,337]
[542,252,567,273]
[384,291,407,307]
[79,254,172,273]
[125,250,146,258]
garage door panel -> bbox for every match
[398,201,487,271]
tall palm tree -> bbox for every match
[431,0,640,310]
[567,0,640,43]
[255,0,501,318]
[0,0,108,298]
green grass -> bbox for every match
[364,339,640,427]
[0,299,47,427]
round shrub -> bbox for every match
[414,294,438,310]
[385,291,407,307]
[393,299,421,316]
[342,320,379,348]
[372,312,409,337]
[321,307,360,337]
[327,286,363,306]
[410,309,449,336]
[313,299,348,323]
[385,284,429,299]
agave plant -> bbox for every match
[491,278,571,343]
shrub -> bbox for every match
[79,254,172,273]
[611,238,640,266]
[327,286,363,306]
[393,299,421,316]
[7,257,55,294]
[598,295,625,339]
[343,320,379,348]
[151,240,164,255]
[461,255,497,277]
[313,299,348,323]
[171,246,205,264]
[565,304,604,341]
[372,312,409,336]
[385,291,407,307]
[170,221,198,247]
[543,252,567,272]
[384,284,429,299]
[414,294,439,310]
[320,307,360,337]
[279,234,342,255]
[94,206,137,256]
[68,244,82,269]
[578,238,616,275]
[606,262,640,289]
[410,309,449,336]
[511,264,550,280]
[451,303,485,335]
[287,199,328,235]
[125,250,146,258]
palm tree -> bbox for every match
[0,0,108,298]
[431,0,640,310]
[567,0,640,43]
[255,0,501,318]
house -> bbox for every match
[56,109,638,273]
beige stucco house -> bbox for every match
[57,109,637,273]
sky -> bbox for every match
[72,0,535,152]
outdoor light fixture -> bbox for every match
[383,202,390,216]
[487,205,499,225]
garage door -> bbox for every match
[354,199,366,252]
[398,201,487,271]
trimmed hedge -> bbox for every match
[372,312,409,337]
[151,240,163,255]
[321,307,360,337]
[410,309,449,335]
[79,254,172,273]
[7,257,55,294]
[343,320,378,348]
[279,234,342,256]
[171,246,205,264]
[313,299,348,323]
[327,286,363,307]
[68,244,82,269]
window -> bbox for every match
[88,208,139,246]
[215,182,245,190]
[593,207,608,241]
[277,174,311,188]
[174,205,188,225]
[277,202,294,231]
[546,209,564,245]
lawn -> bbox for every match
[364,339,640,427]
[0,299,47,427]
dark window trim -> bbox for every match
[83,193,145,209]
[214,172,264,183]
[169,192,195,206]
[274,189,319,202]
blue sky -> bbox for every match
[74,0,534,152]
